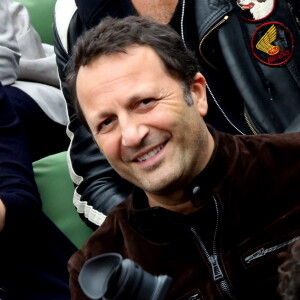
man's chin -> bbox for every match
[139,176,184,196]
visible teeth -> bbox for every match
[137,145,163,162]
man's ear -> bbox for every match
[191,72,208,117]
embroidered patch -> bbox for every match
[236,0,275,21]
[250,22,294,66]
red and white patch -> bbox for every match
[236,0,275,21]
[250,22,294,66]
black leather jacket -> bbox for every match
[53,0,300,228]
[195,0,300,134]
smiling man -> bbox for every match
[66,16,300,300]
[75,44,213,211]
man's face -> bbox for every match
[76,46,212,198]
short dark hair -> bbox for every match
[66,16,199,127]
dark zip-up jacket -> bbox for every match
[68,128,300,300]
[53,0,300,228]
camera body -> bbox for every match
[79,253,172,300]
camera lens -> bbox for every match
[79,253,172,300]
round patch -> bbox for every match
[250,22,294,66]
[236,0,276,22]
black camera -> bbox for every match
[78,253,172,300]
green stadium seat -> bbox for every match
[33,151,93,249]
[16,0,56,44]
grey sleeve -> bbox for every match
[0,0,21,85]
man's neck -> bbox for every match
[131,0,179,24]
[147,190,200,215]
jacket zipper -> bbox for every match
[243,109,260,134]
[180,5,248,135]
[196,15,247,135]
[181,7,247,134]
[199,16,229,70]
[187,294,201,300]
[180,0,187,49]
[206,83,247,135]
[190,196,236,299]
[244,236,298,264]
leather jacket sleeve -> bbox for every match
[53,0,133,229]
[288,0,300,19]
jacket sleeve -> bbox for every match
[0,82,41,234]
[288,0,300,20]
[53,0,133,229]
[0,0,21,85]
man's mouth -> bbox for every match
[136,143,165,162]
[238,2,255,10]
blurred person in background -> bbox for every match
[0,80,75,299]
[0,0,69,161]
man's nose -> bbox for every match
[121,118,149,147]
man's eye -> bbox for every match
[103,118,112,126]
[99,118,114,132]
[136,98,155,108]
[141,99,153,105]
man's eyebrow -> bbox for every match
[127,94,144,104]
[91,110,112,124]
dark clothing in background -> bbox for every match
[5,86,69,162]
[0,82,75,299]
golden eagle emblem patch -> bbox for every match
[251,22,294,66]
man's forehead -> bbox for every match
[76,45,174,108]
[80,45,165,73]
[76,45,168,92]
